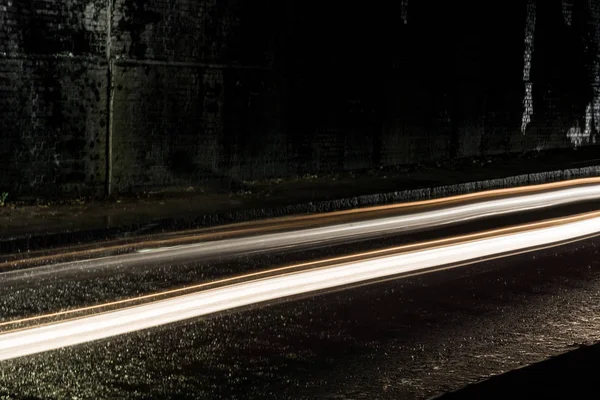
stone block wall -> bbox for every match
[0,0,107,196]
[1,0,599,197]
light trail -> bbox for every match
[0,210,596,329]
[4,177,600,269]
[1,211,600,361]
[3,182,600,280]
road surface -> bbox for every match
[1,179,600,398]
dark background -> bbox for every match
[1,0,599,196]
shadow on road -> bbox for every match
[437,342,600,399]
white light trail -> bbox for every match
[112,183,600,255]
[4,183,600,281]
[1,213,600,361]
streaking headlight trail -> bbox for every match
[1,211,599,361]
[4,181,600,279]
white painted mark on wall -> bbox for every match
[401,0,409,25]
[590,0,600,136]
[586,104,596,144]
[566,104,593,147]
[594,71,600,135]
[562,0,573,26]
[566,124,586,148]
[83,3,96,31]
[521,0,536,135]
[565,0,600,148]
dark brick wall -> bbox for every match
[110,0,282,65]
[0,58,107,195]
[111,63,220,191]
[1,0,599,196]
[0,0,107,196]
[109,0,288,189]
[0,0,107,57]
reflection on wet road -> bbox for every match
[1,179,600,398]
[2,211,600,361]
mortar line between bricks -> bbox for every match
[111,58,272,70]
[0,56,269,71]
[0,54,106,63]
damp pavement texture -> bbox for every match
[1,236,600,399]
[438,341,600,399]
[2,146,600,252]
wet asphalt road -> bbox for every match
[2,200,599,325]
[2,190,600,399]
[1,233,600,398]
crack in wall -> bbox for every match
[106,0,113,195]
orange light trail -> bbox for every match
[1,210,600,361]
